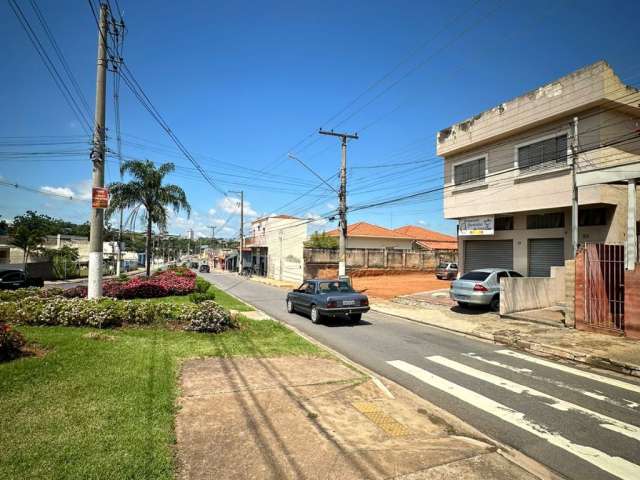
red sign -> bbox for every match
[92,187,109,208]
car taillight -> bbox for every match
[360,298,369,307]
[473,283,488,292]
[326,300,337,308]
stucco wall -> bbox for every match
[265,218,307,284]
[344,237,414,250]
[500,271,565,315]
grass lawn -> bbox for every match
[132,286,254,312]
[0,319,323,480]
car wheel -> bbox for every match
[349,313,362,323]
[286,299,295,313]
[490,295,500,312]
[310,305,321,324]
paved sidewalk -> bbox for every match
[372,300,640,377]
[175,356,541,480]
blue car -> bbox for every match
[286,279,370,324]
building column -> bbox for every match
[627,179,637,270]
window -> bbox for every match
[509,271,524,278]
[450,264,458,269]
[579,207,609,227]
[454,157,486,185]
[496,271,509,281]
[318,281,354,294]
[1,272,23,282]
[460,271,490,281]
[304,282,316,294]
[518,134,568,171]
[495,216,514,231]
[527,212,565,229]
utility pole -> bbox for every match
[208,225,216,245]
[319,129,358,277]
[229,191,244,273]
[570,117,579,258]
[88,3,108,299]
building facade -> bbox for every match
[438,61,640,276]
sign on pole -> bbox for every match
[459,216,494,236]
[92,187,109,209]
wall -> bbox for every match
[500,269,565,315]
[625,264,640,340]
[343,237,414,250]
[564,259,576,327]
[304,247,438,279]
[265,218,307,284]
[0,261,54,280]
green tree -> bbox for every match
[304,231,338,249]
[106,160,191,277]
[41,245,79,280]
[9,211,52,273]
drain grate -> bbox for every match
[352,402,410,437]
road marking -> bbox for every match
[463,352,637,410]
[388,360,640,480]
[496,350,640,395]
[427,355,640,441]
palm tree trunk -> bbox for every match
[145,218,152,277]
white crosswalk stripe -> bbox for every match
[388,359,640,480]
[426,355,640,441]
[496,349,640,395]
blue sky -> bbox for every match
[1,0,639,238]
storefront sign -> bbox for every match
[92,187,109,208]
[460,216,494,236]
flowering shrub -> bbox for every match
[0,322,25,361]
[181,301,237,333]
[0,287,64,302]
[195,276,211,294]
[63,270,196,300]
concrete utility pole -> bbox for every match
[229,191,244,273]
[319,129,358,277]
[208,225,216,246]
[570,117,579,257]
[88,3,108,299]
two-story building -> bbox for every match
[245,214,309,283]
[438,61,639,277]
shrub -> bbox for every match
[195,276,211,294]
[188,290,216,304]
[0,287,64,302]
[181,301,237,333]
[0,322,25,361]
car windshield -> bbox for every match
[460,271,490,281]
[318,281,354,294]
[0,271,20,280]
[437,263,448,268]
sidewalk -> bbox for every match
[175,356,542,480]
[372,300,640,378]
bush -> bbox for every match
[195,276,211,294]
[181,301,237,333]
[0,287,63,302]
[0,322,25,361]
[188,290,216,304]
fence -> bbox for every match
[303,247,453,279]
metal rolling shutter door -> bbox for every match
[464,240,513,272]
[528,238,564,277]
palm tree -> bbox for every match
[107,160,191,277]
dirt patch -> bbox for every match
[352,273,452,300]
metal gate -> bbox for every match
[464,240,513,272]
[584,243,625,333]
[528,238,564,277]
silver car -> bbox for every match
[450,268,523,311]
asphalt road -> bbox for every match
[203,271,640,480]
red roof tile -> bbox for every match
[416,240,458,251]
[326,222,413,239]
[394,225,456,243]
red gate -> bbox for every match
[584,243,625,333]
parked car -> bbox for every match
[199,264,210,273]
[436,262,458,280]
[286,279,369,324]
[190,262,199,269]
[450,268,523,311]
[0,269,44,290]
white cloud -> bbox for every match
[418,220,426,225]
[222,227,235,234]
[218,196,257,217]
[76,179,93,200]
[326,202,336,210]
[208,208,216,216]
[41,186,74,197]
[305,212,327,226]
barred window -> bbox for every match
[454,157,486,185]
[518,134,568,170]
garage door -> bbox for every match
[528,238,564,277]
[464,240,513,272]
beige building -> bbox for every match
[438,61,640,276]
[246,215,309,283]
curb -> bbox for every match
[371,306,640,379]
[211,277,565,480]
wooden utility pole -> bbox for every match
[88,3,108,299]
[319,129,358,277]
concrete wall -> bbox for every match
[265,218,308,284]
[343,237,414,250]
[500,269,565,315]
[564,259,576,327]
